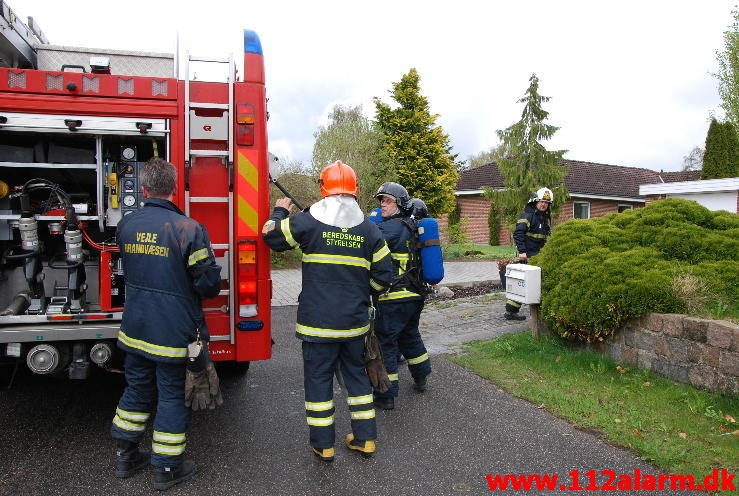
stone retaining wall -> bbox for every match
[595,313,738,396]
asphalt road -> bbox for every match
[0,306,704,495]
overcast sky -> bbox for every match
[17,0,734,172]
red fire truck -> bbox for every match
[0,3,272,379]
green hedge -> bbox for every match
[535,199,739,341]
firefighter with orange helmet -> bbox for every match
[504,187,553,320]
[262,161,394,461]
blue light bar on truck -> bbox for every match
[243,30,263,55]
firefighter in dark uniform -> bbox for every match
[504,187,553,320]
[262,161,394,461]
[110,158,221,491]
[371,182,431,410]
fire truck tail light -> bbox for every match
[237,238,258,317]
[237,103,255,124]
[236,124,254,146]
[238,239,257,266]
[239,304,257,318]
[239,280,257,293]
[238,251,256,264]
[236,104,255,145]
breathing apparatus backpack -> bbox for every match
[415,217,444,284]
[369,201,444,288]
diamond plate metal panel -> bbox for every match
[8,71,26,88]
[46,73,62,90]
[152,79,168,96]
[117,78,133,95]
[83,75,99,93]
[36,45,174,78]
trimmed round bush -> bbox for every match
[534,199,739,341]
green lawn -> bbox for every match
[442,243,517,260]
[451,332,738,493]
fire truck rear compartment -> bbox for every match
[0,130,166,378]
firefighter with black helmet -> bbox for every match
[372,181,432,410]
[262,161,394,461]
[504,187,553,320]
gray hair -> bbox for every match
[140,158,176,197]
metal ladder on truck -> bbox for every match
[183,52,236,345]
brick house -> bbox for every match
[449,159,701,245]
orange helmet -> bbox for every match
[319,160,358,198]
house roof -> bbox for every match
[659,170,703,183]
[456,159,702,199]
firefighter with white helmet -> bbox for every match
[262,161,394,461]
[504,187,553,321]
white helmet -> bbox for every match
[531,187,554,204]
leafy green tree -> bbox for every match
[465,145,504,170]
[485,74,568,229]
[715,9,739,130]
[374,68,459,216]
[311,104,390,211]
[268,156,321,208]
[681,146,704,171]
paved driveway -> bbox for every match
[272,261,500,306]
[0,296,702,495]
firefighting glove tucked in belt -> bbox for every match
[365,330,391,393]
[184,340,224,411]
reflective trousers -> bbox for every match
[302,339,376,449]
[111,352,191,468]
[374,299,431,399]
[505,298,523,314]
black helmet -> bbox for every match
[406,198,428,218]
[375,182,410,210]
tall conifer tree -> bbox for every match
[374,69,459,216]
[702,118,727,179]
[722,121,739,177]
[486,74,568,227]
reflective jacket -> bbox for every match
[513,203,551,257]
[262,206,394,342]
[377,213,424,303]
[116,198,221,363]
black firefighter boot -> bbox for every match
[504,312,526,321]
[115,439,149,479]
[153,460,197,491]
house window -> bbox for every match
[617,204,633,213]
[573,201,590,219]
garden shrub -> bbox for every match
[446,217,470,244]
[488,203,499,245]
[536,199,739,342]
